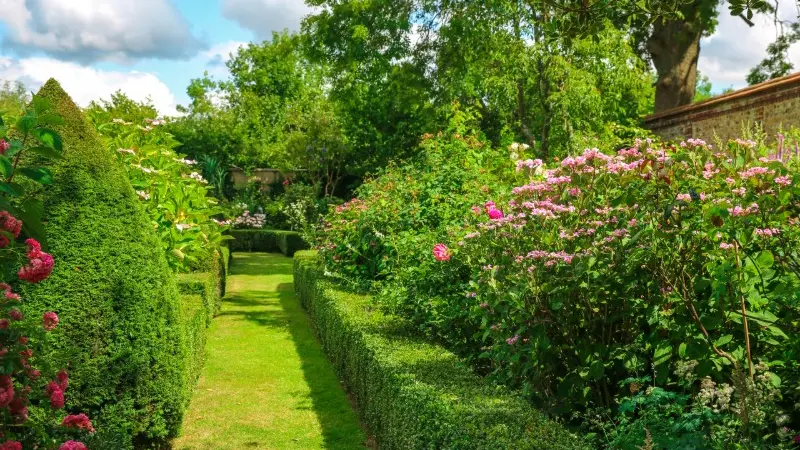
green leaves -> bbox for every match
[26,146,64,160]
[17,167,53,184]
[33,128,63,152]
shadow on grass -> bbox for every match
[223,253,367,449]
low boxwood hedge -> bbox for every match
[180,294,208,407]
[176,272,218,324]
[229,229,308,256]
[293,251,588,450]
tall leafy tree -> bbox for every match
[304,0,655,157]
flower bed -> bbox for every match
[293,251,587,450]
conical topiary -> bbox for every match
[18,79,187,448]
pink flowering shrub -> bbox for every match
[0,103,93,446]
[451,138,800,446]
[321,129,800,447]
[317,115,509,290]
[0,213,93,447]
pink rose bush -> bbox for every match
[0,212,93,447]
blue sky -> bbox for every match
[0,0,311,114]
[0,0,794,116]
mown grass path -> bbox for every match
[175,252,367,449]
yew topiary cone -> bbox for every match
[19,79,187,447]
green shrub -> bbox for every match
[293,251,587,450]
[229,229,307,256]
[229,229,279,252]
[180,294,209,409]
[277,230,309,256]
[183,246,227,314]
[18,79,187,447]
[177,272,217,323]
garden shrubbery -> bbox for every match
[15,80,191,448]
[315,126,800,447]
[294,251,587,450]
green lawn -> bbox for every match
[175,252,367,449]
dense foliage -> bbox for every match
[87,96,230,272]
[316,129,800,447]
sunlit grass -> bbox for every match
[175,252,367,449]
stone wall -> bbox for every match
[644,72,800,143]
[229,168,282,190]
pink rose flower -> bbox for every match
[433,244,451,262]
[59,442,87,450]
[43,312,59,331]
[488,208,504,220]
[18,239,54,283]
[62,413,95,433]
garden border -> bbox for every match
[293,251,588,450]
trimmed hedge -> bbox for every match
[176,272,217,324]
[179,248,227,317]
[180,294,209,408]
[229,229,308,256]
[293,251,589,450]
[18,80,187,446]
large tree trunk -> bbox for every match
[648,18,703,113]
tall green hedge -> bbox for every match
[293,251,589,450]
[18,80,187,447]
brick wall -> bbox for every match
[644,72,800,143]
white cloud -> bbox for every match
[0,56,179,115]
[699,2,800,90]
[222,0,312,38]
[201,40,248,78]
[0,0,204,63]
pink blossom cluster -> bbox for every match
[516,159,542,172]
[233,211,267,229]
[0,211,22,248]
[17,238,54,283]
[775,175,792,186]
[525,250,577,265]
[739,167,772,179]
[511,182,553,195]
[733,138,756,148]
[62,413,95,433]
[433,244,450,261]
[0,283,19,302]
[755,228,780,237]
[680,138,710,148]
[45,370,69,409]
[729,203,760,217]
[335,198,368,214]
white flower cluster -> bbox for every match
[174,158,197,165]
[136,190,150,200]
[233,211,267,229]
[117,148,136,155]
[189,172,207,184]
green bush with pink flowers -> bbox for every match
[0,84,94,450]
[317,128,800,448]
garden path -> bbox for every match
[174,252,366,449]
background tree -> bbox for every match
[304,0,655,158]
